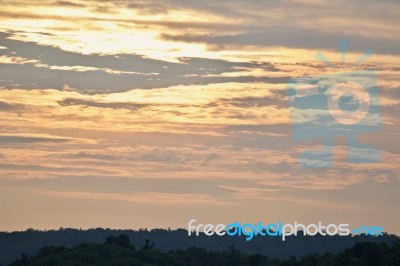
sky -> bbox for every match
[0,0,399,234]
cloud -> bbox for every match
[54,1,86,8]
[0,101,25,111]
[126,2,168,15]
[218,185,354,209]
[37,189,222,205]
[0,133,94,144]
[161,30,400,55]
[1,0,399,63]
[0,55,40,65]
[0,32,291,92]
[57,98,149,110]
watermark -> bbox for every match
[287,40,381,168]
[188,219,384,241]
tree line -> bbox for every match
[0,228,398,265]
[8,234,400,266]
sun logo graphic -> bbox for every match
[287,40,381,168]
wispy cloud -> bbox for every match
[0,133,95,144]
[37,189,222,205]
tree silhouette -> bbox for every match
[141,238,155,250]
[105,234,132,249]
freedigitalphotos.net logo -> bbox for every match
[287,40,381,168]
[188,219,384,242]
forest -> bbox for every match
[7,234,400,266]
[0,228,398,265]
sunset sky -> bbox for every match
[0,0,399,233]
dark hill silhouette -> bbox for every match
[8,234,400,266]
[0,228,398,265]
